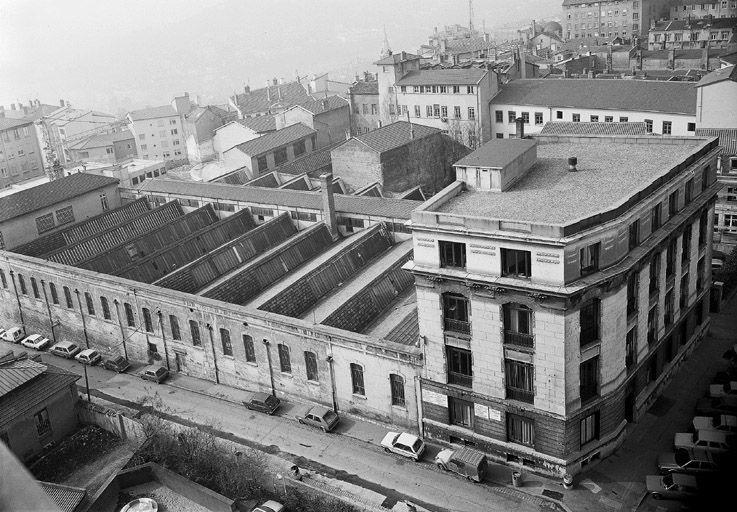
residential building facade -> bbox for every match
[68,129,137,165]
[669,1,737,20]
[0,118,47,189]
[563,0,672,40]
[648,17,737,50]
[274,96,351,148]
[349,74,380,135]
[126,106,185,162]
[407,134,719,476]
[490,79,698,138]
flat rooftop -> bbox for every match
[435,137,711,226]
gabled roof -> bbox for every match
[441,37,495,54]
[128,105,178,121]
[40,482,87,512]
[395,68,487,86]
[350,80,379,95]
[233,81,310,116]
[0,117,34,131]
[696,128,737,156]
[0,358,47,397]
[346,121,441,153]
[232,123,315,156]
[721,49,737,66]
[274,142,339,176]
[540,121,649,136]
[374,52,421,65]
[68,131,129,150]
[0,172,119,223]
[238,115,277,133]
[490,79,697,115]
[296,95,349,115]
[0,363,79,429]
[695,65,737,88]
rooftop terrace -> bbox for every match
[423,135,717,234]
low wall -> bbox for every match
[77,401,146,446]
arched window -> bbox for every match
[390,374,405,407]
[100,297,111,319]
[304,351,318,381]
[85,292,95,315]
[350,363,365,396]
[243,335,255,362]
[220,328,232,356]
[502,303,533,348]
[142,308,153,333]
[278,344,291,373]
[18,274,26,295]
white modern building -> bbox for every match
[126,106,184,162]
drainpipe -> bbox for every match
[206,323,220,384]
[263,338,276,396]
[8,270,26,335]
[326,337,338,413]
[40,280,57,345]
[74,289,92,402]
[112,299,129,360]
[157,311,171,372]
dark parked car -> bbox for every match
[646,473,700,501]
[104,355,131,373]
[244,392,280,415]
[294,405,339,432]
[140,365,169,383]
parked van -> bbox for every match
[0,327,24,343]
[434,447,488,482]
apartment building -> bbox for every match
[0,118,47,189]
[563,0,671,40]
[490,79,697,138]
[393,68,497,149]
[669,1,737,20]
[126,106,185,162]
[349,74,380,135]
[648,17,737,50]
[406,134,719,476]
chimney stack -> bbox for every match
[568,157,578,172]
[320,173,338,240]
[520,49,527,79]
[515,117,525,139]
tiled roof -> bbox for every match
[652,17,737,31]
[128,105,178,121]
[454,139,538,168]
[296,95,349,115]
[68,132,116,150]
[348,121,441,153]
[696,65,737,88]
[0,364,79,429]
[233,123,315,156]
[0,358,47,397]
[490,79,697,115]
[0,117,34,130]
[384,310,419,346]
[238,115,277,133]
[374,52,420,65]
[540,121,649,135]
[395,68,487,86]
[0,172,119,223]
[444,37,495,54]
[234,81,310,116]
[40,482,86,512]
[274,142,337,176]
[696,128,737,156]
[350,80,379,95]
[722,49,737,66]
[135,179,421,219]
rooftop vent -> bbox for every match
[568,157,578,172]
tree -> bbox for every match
[46,159,65,181]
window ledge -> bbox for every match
[280,372,293,378]
[245,361,258,367]
[222,355,234,360]
[307,380,320,386]
[392,404,408,411]
[191,345,204,350]
[352,393,367,400]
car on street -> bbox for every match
[0,327,24,343]
[434,446,487,481]
[20,334,51,351]
[252,500,284,512]
[49,341,81,359]
[658,449,722,475]
[75,349,102,366]
[674,429,734,457]
[646,473,700,500]
[381,431,426,461]
[103,355,131,373]
[695,396,737,416]
[294,405,339,432]
[692,414,737,435]
[708,381,737,397]
[140,365,169,383]
[244,392,280,415]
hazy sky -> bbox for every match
[0,0,560,115]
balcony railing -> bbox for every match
[448,372,472,388]
[506,387,534,404]
[503,330,534,348]
[444,318,471,335]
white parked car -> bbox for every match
[380,431,426,461]
[674,429,734,457]
[49,341,81,359]
[692,414,737,435]
[253,500,284,512]
[0,326,24,343]
[20,334,51,351]
[708,381,737,397]
[75,349,102,365]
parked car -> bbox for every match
[434,447,487,482]
[713,368,737,384]
[692,414,737,435]
[140,365,169,383]
[244,392,281,415]
[646,473,700,500]
[103,355,131,373]
[294,405,339,433]
[708,381,737,397]
[381,431,426,461]
[674,429,735,457]
[49,341,81,359]
[252,500,284,512]
[75,349,102,366]
[658,449,722,475]
[20,334,51,351]
[695,396,737,416]
[0,327,24,343]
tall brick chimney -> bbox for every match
[320,173,338,240]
